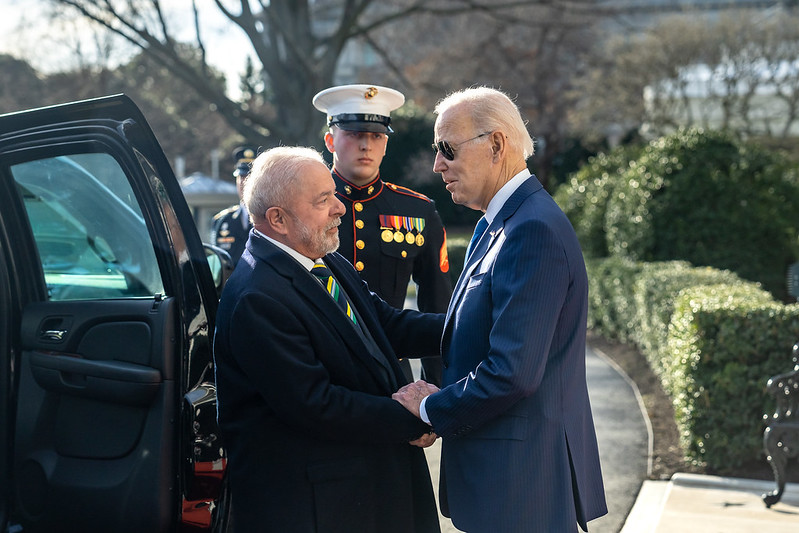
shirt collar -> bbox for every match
[254,229,316,271]
[484,168,531,225]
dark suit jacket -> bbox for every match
[425,175,608,533]
[213,231,443,533]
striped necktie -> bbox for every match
[311,262,358,325]
[465,216,489,259]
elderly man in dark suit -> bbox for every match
[213,145,442,533]
[394,87,608,533]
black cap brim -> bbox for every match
[329,113,393,134]
[334,121,393,134]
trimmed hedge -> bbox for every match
[554,146,641,258]
[631,262,768,378]
[667,291,799,469]
[585,256,641,343]
[587,256,799,471]
[557,128,799,300]
[607,129,799,299]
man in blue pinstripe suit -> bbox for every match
[394,87,607,532]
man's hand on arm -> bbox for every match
[393,380,439,418]
[393,380,440,447]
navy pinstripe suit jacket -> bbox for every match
[426,175,608,532]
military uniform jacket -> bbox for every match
[211,203,251,264]
[332,170,452,312]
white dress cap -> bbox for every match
[312,84,405,133]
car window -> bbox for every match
[10,153,165,301]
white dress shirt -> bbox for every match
[255,229,316,271]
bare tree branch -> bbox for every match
[48,0,593,147]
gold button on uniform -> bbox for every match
[401,251,407,258]
[356,240,365,250]
[354,202,363,212]
[355,219,364,229]
[355,261,364,271]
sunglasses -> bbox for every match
[432,132,491,161]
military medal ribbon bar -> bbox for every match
[379,215,426,246]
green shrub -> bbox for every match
[586,256,797,470]
[667,291,799,470]
[554,145,641,258]
[632,262,769,376]
[585,256,642,342]
[605,128,799,299]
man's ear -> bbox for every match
[490,131,505,161]
[324,131,335,154]
[266,206,288,235]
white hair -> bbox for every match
[434,87,535,160]
[244,146,328,223]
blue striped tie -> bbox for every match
[465,216,489,259]
[311,262,358,325]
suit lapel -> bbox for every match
[445,226,499,320]
[248,236,397,392]
[442,176,544,350]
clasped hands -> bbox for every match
[393,380,439,448]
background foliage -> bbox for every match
[667,288,799,469]
[586,257,799,470]
[557,128,799,300]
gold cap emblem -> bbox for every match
[364,87,378,99]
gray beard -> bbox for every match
[295,216,340,257]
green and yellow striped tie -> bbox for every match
[311,262,358,325]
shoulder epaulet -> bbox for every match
[212,204,238,220]
[384,182,433,203]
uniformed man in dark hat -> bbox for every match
[313,84,452,386]
[211,146,256,265]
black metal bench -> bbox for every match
[762,341,799,507]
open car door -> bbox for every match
[0,95,229,532]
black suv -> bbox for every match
[0,95,232,532]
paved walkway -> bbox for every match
[585,347,650,532]
[623,474,799,532]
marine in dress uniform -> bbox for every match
[211,146,256,265]
[313,84,452,386]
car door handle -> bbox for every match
[41,329,68,341]
[29,351,162,406]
